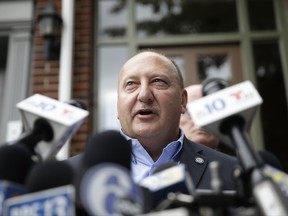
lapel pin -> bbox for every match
[195,157,204,164]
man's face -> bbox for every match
[182,120,220,149]
[117,52,187,140]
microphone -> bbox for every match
[9,118,54,159]
[64,99,87,111]
[188,78,288,216]
[25,160,74,193]
[78,130,143,216]
[139,162,239,214]
[80,163,142,216]
[0,144,37,185]
[138,162,195,212]
[3,160,76,216]
[82,130,131,170]
[187,78,263,149]
[15,94,89,160]
[0,144,37,215]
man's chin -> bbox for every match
[190,131,213,141]
[134,127,156,137]
[191,129,209,137]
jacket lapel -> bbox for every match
[180,137,209,188]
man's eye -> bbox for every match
[153,79,162,83]
[126,81,134,86]
[153,79,168,85]
[125,81,137,90]
[151,78,169,88]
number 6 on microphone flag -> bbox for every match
[80,163,143,216]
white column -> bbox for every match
[56,0,75,160]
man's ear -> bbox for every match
[181,89,188,114]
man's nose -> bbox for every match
[137,85,154,103]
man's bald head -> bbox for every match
[119,50,185,90]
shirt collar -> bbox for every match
[120,129,185,164]
[120,129,184,144]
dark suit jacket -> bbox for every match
[180,137,238,190]
[65,136,238,190]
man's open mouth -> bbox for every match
[137,109,154,115]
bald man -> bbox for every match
[67,50,238,190]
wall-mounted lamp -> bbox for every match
[37,0,63,61]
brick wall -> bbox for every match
[33,0,94,156]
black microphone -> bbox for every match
[82,130,131,170]
[3,160,77,216]
[25,160,74,193]
[0,144,37,214]
[65,99,87,111]
[0,144,37,185]
[189,78,288,216]
[9,118,53,159]
[77,130,143,216]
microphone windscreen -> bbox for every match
[26,160,74,193]
[66,99,87,110]
[0,144,36,184]
[202,78,229,96]
[82,130,131,170]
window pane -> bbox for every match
[253,41,288,171]
[135,0,238,37]
[197,54,232,82]
[248,0,276,31]
[97,46,128,131]
[98,0,127,39]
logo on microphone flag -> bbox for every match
[3,185,75,216]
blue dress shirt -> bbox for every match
[121,130,185,183]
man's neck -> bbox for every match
[121,129,182,161]
[137,132,180,162]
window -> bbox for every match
[98,0,128,39]
[135,0,238,37]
